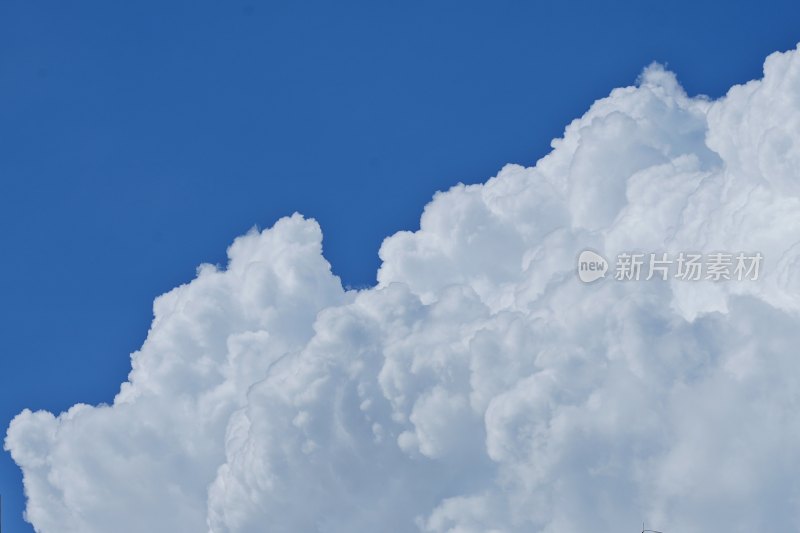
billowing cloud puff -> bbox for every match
[7,45,800,533]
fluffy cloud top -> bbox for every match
[7,46,800,533]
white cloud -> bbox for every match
[8,46,800,533]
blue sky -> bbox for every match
[1,1,799,531]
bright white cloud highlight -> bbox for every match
[8,45,800,533]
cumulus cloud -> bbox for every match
[7,46,800,533]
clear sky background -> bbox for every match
[1,1,799,531]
